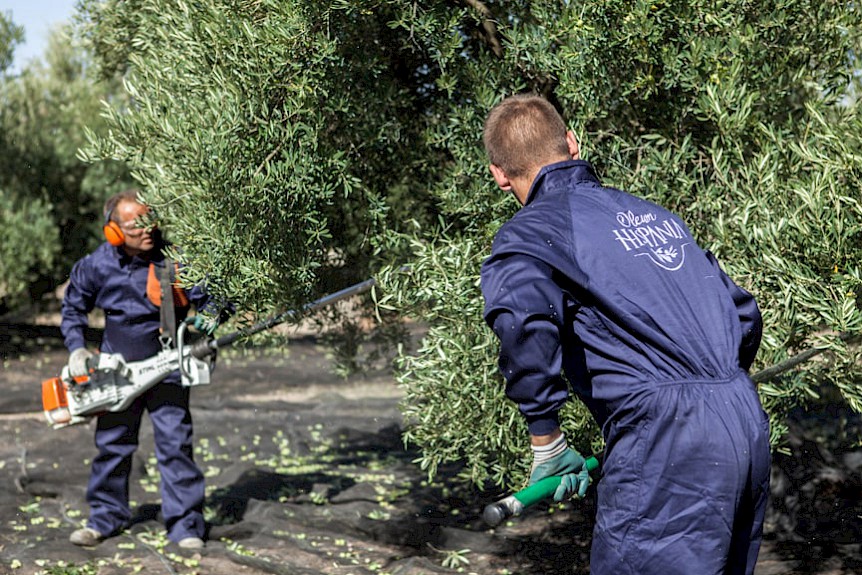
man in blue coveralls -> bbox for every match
[62,189,223,550]
[480,94,770,575]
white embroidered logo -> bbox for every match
[612,210,689,271]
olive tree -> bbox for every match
[77,0,862,488]
[377,0,862,487]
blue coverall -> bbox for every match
[481,160,770,575]
[61,237,211,543]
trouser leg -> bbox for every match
[590,379,770,575]
[726,393,771,575]
[146,382,205,542]
[86,397,145,536]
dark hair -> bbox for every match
[483,93,569,178]
[103,189,141,223]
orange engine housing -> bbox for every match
[41,375,86,425]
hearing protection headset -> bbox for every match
[103,205,126,247]
[103,193,157,246]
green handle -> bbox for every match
[482,455,600,527]
[513,455,600,507]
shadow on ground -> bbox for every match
[1,325,861,574]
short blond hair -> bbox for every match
[483,93,569,178]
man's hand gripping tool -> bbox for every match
[483,455,600,527]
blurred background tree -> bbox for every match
[0,10,23,73]
[68,0,862,489]
[0,12,131,314]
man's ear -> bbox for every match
[566,130,580,160]
[489,164,512,191]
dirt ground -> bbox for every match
[1,323,861,575]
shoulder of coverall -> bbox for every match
[486,167,594,290]
[77,241,125,274]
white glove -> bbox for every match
[68,348,94,377]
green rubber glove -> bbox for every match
[192,315,217,335]
[529,433,591,502]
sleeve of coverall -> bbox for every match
[481,252,570,435]
[60,258,98,353]
[186,282,235,322]
[705,251,763,371]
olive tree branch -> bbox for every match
[462,0,503,57]
[752,331,860,384]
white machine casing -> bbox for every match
[42,342,211,429]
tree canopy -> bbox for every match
[75,0,862,488]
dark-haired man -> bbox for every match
[62,189,223,550]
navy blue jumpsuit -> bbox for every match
[481,160,769,575]
[61,238,212,543]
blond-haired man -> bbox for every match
[481,94,769,575]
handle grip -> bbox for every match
[483,455,600,527]
[513,455,599,506]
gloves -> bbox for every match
[192,314,217,335]
[68,348,94,377]
[529,433,591,502]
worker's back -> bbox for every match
[486,160,759,423]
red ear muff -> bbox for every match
[103,219,125,246]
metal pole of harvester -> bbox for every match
[190,278,377,360]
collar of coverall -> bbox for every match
[523,159,600,207]
[111,234,166,265]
